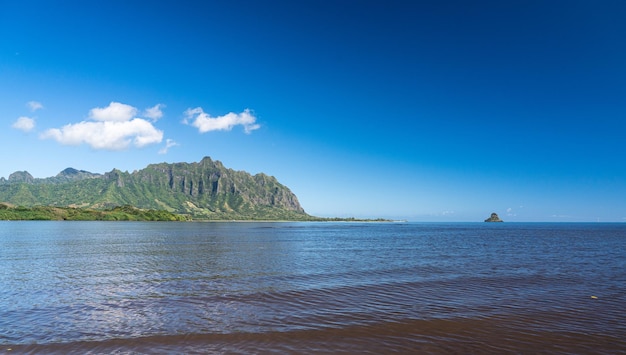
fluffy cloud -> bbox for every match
[144,104,165,121]
[27,101,43,112]
[158,138,179,154]
[89,102,138,122]
[12,116,35,132]
[41,102,163,150]
[183,107,260,134]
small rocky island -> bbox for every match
[484,212,503,222]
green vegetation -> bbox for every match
[0,157,310,220]
[0,203,390,222]
[0,204,190,221]
[0,157,392,222]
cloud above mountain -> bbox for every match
[12,116,36,132]
[41,102,164,150]
[27,101,43,112]
[183,107,260,134]
[38,102,257,152]
[158,138,179,154]
[144,104,165,120]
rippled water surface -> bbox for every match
[1,221,625,354]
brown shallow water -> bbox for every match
[1,222,625,354]
[9,315,625,354]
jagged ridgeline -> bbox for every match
[0,157,310,220]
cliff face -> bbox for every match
[132,157,305,214]
[0,157,307,220]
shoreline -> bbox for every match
[0,204,396,223]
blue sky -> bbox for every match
[1,0,625,221]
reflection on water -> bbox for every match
[1,222,625,353]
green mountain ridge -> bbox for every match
[0,157,310,220]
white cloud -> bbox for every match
[41,102,163,150]
[183,107,260,134]
[12,116,36,132]
[144,104,165,121]
[158,138,179,154]
[42,120,163,150]
[89,102,138,122]
[27,101,43,112]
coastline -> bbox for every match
[0,203,395,222]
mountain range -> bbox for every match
[0,157,310,220]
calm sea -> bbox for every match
[1,221,625,354]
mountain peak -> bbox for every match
[0,157,308,220]
[58,168,80,176]
[484,212,503,222]
[8,171,34,183]
[56,168,100,181]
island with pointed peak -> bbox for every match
[484,212,503,222]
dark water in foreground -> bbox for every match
[1,221,625,354]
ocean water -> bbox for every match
[1,221,625,354]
